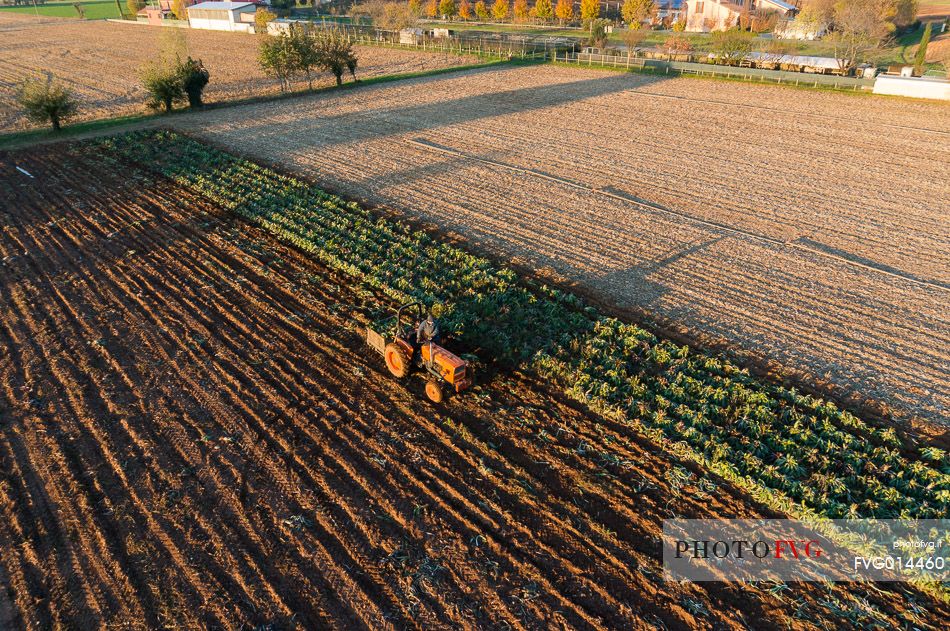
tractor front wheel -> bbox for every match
[384,343,410,379]
[425,380,444,404]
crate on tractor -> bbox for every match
[366,301,473,403]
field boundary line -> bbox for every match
[788,238,950,292]
[408,137,782,245]
[409,137,949,293]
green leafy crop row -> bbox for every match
[89,130,949,522]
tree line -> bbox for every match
[347,0,699,27]
[350,0,595,26]
[16,55,209,132]
[10,1,945,133]
[598,0,937,76]
[257,24,359,90]
[799,0,922,73]
[692,0,932,75]
[350,0,942,76]
[13,24,360,133]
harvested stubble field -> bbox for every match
[1,137,948,629]
[920,1,950,18]
[166,64,950,427]
[0,13,477,131]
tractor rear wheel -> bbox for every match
[384,343,410,379]
[425,380,443,404]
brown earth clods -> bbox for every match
[1,142,947,629]
[164,63,950,428]
[0,13,477,131]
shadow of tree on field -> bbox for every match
[794,237,950,291]
[345,148,469,193]
[594,236,725,314]
[207,65,669,154]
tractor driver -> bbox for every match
[416,312,440,346]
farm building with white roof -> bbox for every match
[187,2,257,33]
[744,52,847,74]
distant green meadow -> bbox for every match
[0,0,123,20]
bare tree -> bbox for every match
[937,45,950,79]
[663,34,693,58]
[797,0,836,27]
[757,38,794,68]
[739,7,779,33]
[623,25,648,60]
[827,0,892,74]
[352,0,417,30]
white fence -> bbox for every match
[348,33,554,59]
[558,51,875,91]
[268,20,560,58]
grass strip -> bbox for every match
[0,58,507,151]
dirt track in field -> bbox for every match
[0,13,476,131]
[165,64,950,427]
[2,143,946,629]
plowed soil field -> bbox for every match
[166,63,950,427]
[2,142,946,628]
[0,13,477,131]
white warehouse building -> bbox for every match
[187,2,257,33]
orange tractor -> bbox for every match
[366,302,473,403]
